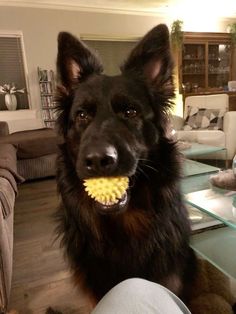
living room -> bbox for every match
[1,1,236,313]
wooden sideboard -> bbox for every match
[178,32,236,95]
[176,31,236,113]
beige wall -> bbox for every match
[0,5,234,116]
[0,6,166,113]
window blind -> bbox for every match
[83,40,137,76]
[0,35,29,110]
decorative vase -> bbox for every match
[5,93,17,111]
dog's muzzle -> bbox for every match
[83,176,130,214]
[94,191,129,214]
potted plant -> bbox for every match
[170,20,183,49]
[0,83,25,110]
[228,23,236,45]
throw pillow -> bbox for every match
[183,106,225,130]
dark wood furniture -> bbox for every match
[178,31,236,112]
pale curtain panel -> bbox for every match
[83,40,137,76]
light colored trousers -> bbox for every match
[92,278,191,314]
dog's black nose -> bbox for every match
[84,145,118,175]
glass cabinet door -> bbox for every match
[208,44,231,90]
[180,34,233,94]
[182,44,206,93]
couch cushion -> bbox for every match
[185,94,229,114]
[183,106,225,131]
[0,109,44,133]
[0,121,9,136]
[0,128,57,159]
[6,118,44,134]
[17,154,56,180]
[177,129,226,147]
[0,176,16,219]
[0,144,24,186]
[0,185,14,309]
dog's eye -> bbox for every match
[77,110,89,121]
[124,108,137,119]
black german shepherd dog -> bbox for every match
[55,24,196,310]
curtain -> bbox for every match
[83,40,137,76]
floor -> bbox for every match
[9,176,236,313]
[9,178,90,314]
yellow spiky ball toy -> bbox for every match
[83,176,129,205]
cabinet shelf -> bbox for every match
[208,72,229,75]
[209,58,221,61]
[183,73,205,75]
[183,58,204,61]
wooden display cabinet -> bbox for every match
[178,32,236,111]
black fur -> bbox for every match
[46,308,63,314]
[55,24,196,307]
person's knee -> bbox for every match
[115,278,150,290]
[114,277,165,295]
[92,278,191,314]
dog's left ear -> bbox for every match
[57,32,103,91]
[122,24,173,88]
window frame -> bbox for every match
[0,30,31,110]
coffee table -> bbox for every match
[182,142,226,159]
[182,161,219,194]
[181,143,226,201]
[186,185,236,279]
[181,143,226,194]
[181,145,236,279]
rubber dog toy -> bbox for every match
[83,176,129,205]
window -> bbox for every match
[0,32,29,110]
[82,37,138,76]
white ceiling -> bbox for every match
[0,0,236,18]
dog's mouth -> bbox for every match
[94,191,129,214]
[83,176,130,214]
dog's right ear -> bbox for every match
[122,24,173,91]
[57,32,103,91]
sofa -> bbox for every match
[0,144,24,312]
[0,121,57,180]
[0,122,57,312]
[171,94,236,162]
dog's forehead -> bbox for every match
[74,74,148,102]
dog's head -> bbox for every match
[56,24,175,213]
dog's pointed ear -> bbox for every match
[57,32,103,91]
[122,24,173,88]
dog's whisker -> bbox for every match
[136,166,151,180]
[138,159,159,175]
[142,164,159,174]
